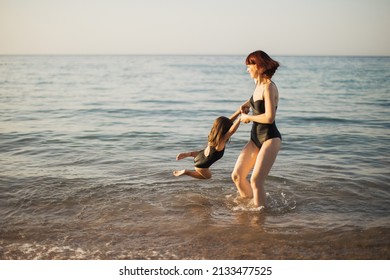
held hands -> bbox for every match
[240,113,251,123]
[240,104,250,114]
[233,103,250,123]
[239,104,251,123]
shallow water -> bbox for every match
[0,55,389,259]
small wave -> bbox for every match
[2,242,88,260]
[232,205,265,212]
[292,116,360,124]
[139,99,189,104]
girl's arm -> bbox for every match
[221,99,250,144]
[229,107,241,121]
[228,99,250,122]
[227,116,241,136]
[222,114,241,143]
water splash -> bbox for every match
[267,191,297,214]
[225,191,296,214]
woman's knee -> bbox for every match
[231,170,243,183]
[250,176,263,191]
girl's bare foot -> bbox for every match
[173,170,186,177]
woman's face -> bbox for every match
[246,64,260,79]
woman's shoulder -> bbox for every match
[264,81,278,96]
[265,80,277,90]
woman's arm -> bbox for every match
[241,84,277,124]
[240,100,251,114]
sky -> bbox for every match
[0,0,389,56]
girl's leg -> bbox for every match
[174,150,209,178]
[173,168,211,179]
[231,141,259,198]
[250,138,281,207]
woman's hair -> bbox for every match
[245,50,279,78]
[208,116,233,147]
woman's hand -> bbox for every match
[240,113,251,123]
[240,104,250,114]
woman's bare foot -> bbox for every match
[173,170,186,177]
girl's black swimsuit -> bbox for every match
[194,146,224,168]
[250,95,281,148]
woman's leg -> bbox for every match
[173,168,211,179]
[231,141,259,198]
[250,138,281,207]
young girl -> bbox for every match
[173,109,241,179]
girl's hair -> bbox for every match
[208,116,233,147]
[245,50,279,79]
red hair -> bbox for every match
[245,50,279,78]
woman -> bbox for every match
[232,50,281,208]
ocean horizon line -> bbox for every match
[1,53,389,58]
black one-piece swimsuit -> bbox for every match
[194,146,224,168]
[250,96,282,148]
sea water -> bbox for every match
[0,55,389,259]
